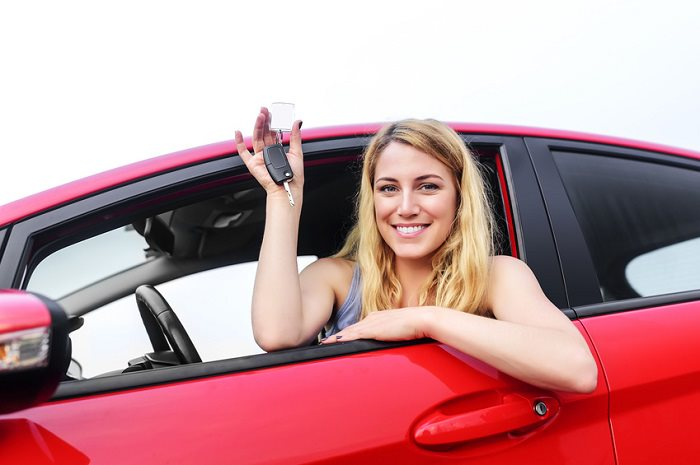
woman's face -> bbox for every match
[373,141,458,263]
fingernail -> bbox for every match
[298,120,303,129]
[320,337,328,342]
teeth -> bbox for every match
[396,225,426,234]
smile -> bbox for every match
[394,225,428,236]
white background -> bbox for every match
[1,0,699,206]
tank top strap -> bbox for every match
[325,265,362,337]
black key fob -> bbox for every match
[263,144,293,185]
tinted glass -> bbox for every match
[553,151,700,301]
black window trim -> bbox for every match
[0,228,7,265]
[483,136,568,309]
[524,137,602,309]
[526,136,700,317]
[574,289,700,318]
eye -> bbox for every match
[377,184,399,193]
[419,183,439,191]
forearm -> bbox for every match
[251,192,307,350]
[425,307,598,393]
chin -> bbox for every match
[389,246,438,262]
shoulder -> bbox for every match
[301,257,354,280]
[300,257,355,303]
[489,255,533,278]
[489,255,534,283]
[487,255,548,311]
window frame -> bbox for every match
[0,134,566,399]
[526,136,700,316]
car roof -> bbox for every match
[2,122,699,228]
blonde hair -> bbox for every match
[336,119,495,317]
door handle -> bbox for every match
[413,394,559,447]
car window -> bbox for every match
[16,143,512,382]
[552,151,700,301]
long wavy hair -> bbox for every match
[336,119,495,317]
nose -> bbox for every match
[397,191,420,217]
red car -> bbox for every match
[1,123,699,464]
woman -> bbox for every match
[235,107,598,393]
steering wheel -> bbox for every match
[135,285,201,364]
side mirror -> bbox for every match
[0,290,69,414]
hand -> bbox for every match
[320,307,434,344]
[235,107,304,197]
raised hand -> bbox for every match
[235,107,304,200]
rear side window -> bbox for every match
[553,152,700,301]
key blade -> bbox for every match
[283,181,295,207]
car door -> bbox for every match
[527,136,700,464]
[0,134,614,464]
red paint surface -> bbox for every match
[0,290,50,333]
[581,300,700,464]
[3,123,698,227]
[0,419,89,464]
[0,325,613,464]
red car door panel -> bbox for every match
[2,324,613,465]
[581,300,700,464]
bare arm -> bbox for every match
[236,108,333,351]
[323,256,598,393]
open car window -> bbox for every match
[17,140,512,383]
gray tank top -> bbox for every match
[325,265,362,337]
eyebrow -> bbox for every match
[375,174,446,184]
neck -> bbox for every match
[395,256,433,307]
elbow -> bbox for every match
[575,359,599,394]
[253,329,309,352]
[561,349,599,394]
[254,332,292,352]
[565,368,598,394]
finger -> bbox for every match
[320,333,352,344]
[235,130,253,164]
[260,107,276,147]
[289,120,304,156]
[252,109,267,154]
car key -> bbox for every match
[264,103,296,206]
[263,142,295,206]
